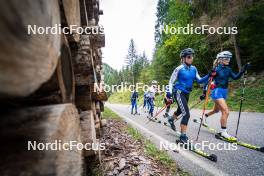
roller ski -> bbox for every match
[175,131,217,162]
[193,119,264,153]
[146,112,160,123]
[131,111,140,116]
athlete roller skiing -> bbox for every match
[168,48,209,143]
[143,91,150,113]
[202,51,250,141]
[146,80,159,118]
[163,86,173,118]
[130,89,139,115]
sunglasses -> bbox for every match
[222,58,230,61]
[186,55,193,59]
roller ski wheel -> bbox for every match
[208,154,217,162]
[215,132,237,142]
[259,147,264,153]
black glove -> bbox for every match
[166,92,172,99]
[209,70,217,77]
[241,63,250,73]
[168,98,173,104]
[200,94,206,101]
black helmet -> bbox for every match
[180,48,194,58]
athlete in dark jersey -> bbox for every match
[204,51,249,140]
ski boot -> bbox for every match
[200,115,208,126]
[168,116,176,131]
[134,111,140,115]
[218,131,237,142]
[147,112,153,120]
[163,112,169,118]
[177,134,189,144]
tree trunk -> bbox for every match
[232,34,242,71]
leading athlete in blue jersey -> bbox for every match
[168,48,209,143]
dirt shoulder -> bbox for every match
[90,107,189,176]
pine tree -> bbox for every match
[125,39,138,85]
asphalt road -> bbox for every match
[106,103,264,176]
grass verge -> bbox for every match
[126,126,175,168]
[103,107,189,175]
[108,75,264,113]
[102,107,122,120]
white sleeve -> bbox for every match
[168,65,183,93]
[196,71,202,80]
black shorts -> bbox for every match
[173,90,190,125]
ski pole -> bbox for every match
[235,70,247,138]
[146,102,172,124]
[154,102,172,118]
[196,76,213,141]
[154,92,164,114]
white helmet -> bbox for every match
[216,51,232,59]
[151,80,158,84]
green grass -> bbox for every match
[126,127,176,171]
[108,75,264,113]
[144,140,175,167]
[190,76,264,112]
[108,90,165,107]
[126,127,175,167]
[107,90,131,104]
[102,107,122,120]
[126,126,143,141]
[126,126,189,175]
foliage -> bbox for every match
[109,75,264,113]
[105,0,264,112]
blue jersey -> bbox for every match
[213,64,243,89]
[169,64,208,93]
[131,91,138,101]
